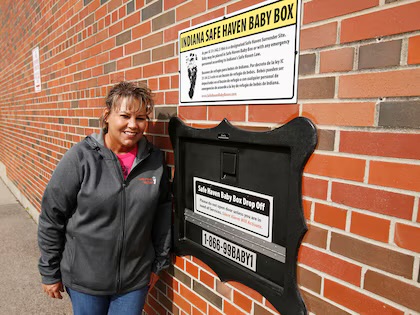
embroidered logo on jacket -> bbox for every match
[139,176,156,185]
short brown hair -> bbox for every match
[100,81,154,131]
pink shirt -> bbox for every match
[116,145,137,179]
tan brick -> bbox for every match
[301,224,328,249]
[301,290,351,315]
[142,0,162,20]
[317,129,335,151]
[152,43,174,61]
[152,10,175,31]
[330,232,414,278]
[358,40,401,70]
[297,266,322,293]
[133,51,150,66]
[379,101,420,129]
[298,77,335,99]
[364,270,420,312]
[299,54,316,75]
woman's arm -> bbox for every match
[38,146,82,288]
[151,161,172,276]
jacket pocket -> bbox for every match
[71,236,118,292]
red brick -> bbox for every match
[199,270,215,289]
[117,56,131,70]
[208,0,229,10]
[314,203,347,230]
[369,161,420,192]
[341,2,420,43]
[209,305,223,315]
[338,69,420,98]
[248,104,299,123]
[164,58,178,74]
[143,32,163,50]
[228,281,263,303]
[320,47,354,73]
[179,285,207,313]
[223,300,247,315]
[176,0,206,22]
[302,199,312,220]
[125,68,142,81]
[143,62,164,78]
[110,47,124,60]
[394,223,420,253]
[408,35,420,65]
[165,91,179,105]
[132,21,151,39]
[302,102,375,127]
[331,182,414,220]
[170,288,192,313]
[178,106,207,120]
[227,0,262,14]
[164,0,185,10]
[159,76,170,90]
[109,21,123,36]
[125,39,142,55]
[350,212,390,242]
[165,21,190,42]
[302,176,328,200]
[340,131,420,160]
[299,246,362,286]
[305,154,366,182]
[174,256,185,270]
[300,22,337,51]
[418,203,420,223]
[208,106,246,122]
[185,260,199,278]
[324,279,403,315]
[192,8,224,26]
[303,0,378,24]
[123,11,140,29]
[233,291,252,313]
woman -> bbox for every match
[38,81,172,315]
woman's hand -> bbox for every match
[42,281,64,299]
[148,272,159,292]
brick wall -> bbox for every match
[0,0,419,314]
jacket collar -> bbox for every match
[86,130,153,161]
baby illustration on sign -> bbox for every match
[186,53,198,99]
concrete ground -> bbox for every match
[0,178,72,314]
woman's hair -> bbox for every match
[100,81,154,131]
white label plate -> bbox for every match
[202,230,257,271]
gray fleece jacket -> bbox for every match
[38,131,172,295]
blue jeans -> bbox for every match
[66,286,148,315]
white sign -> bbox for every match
[32,47,41,93]
[179,0,301,105]
[202,230,257,271]
[194,177,273,241]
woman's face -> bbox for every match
[104,98,148,154]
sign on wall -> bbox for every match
[32,47,42,93]
[194,177,274,242]
[179,0,301,105]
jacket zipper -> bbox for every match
[112,154,125,293]
[113,148,151,293]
